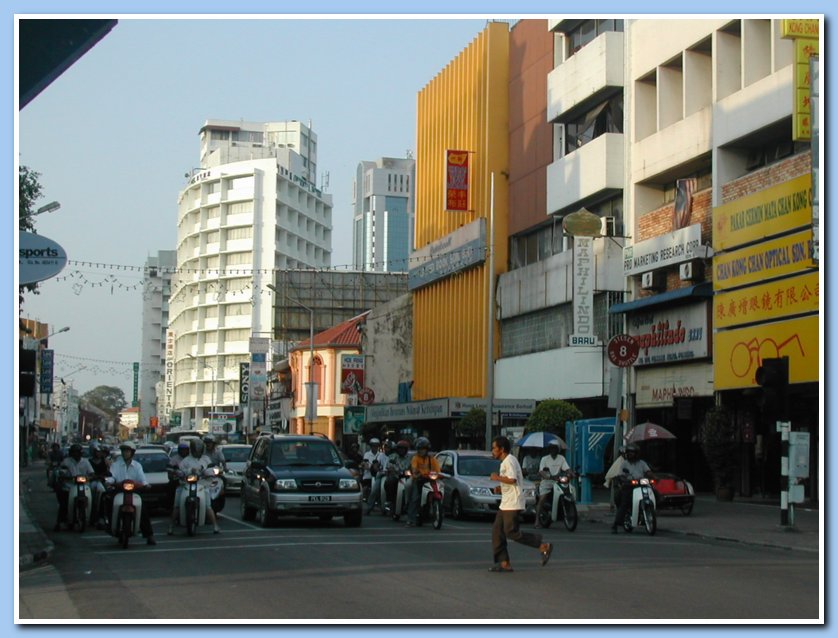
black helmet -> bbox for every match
[415,437,430,450]
[69,443,83,459]
[189,438,205,458]
[203,434,216,445]
[625,443,640,455]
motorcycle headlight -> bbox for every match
[272,478,297,490]
[559,476,569,484]
[186,475,199,483]
[339,478,359,490]
[123,480,135,491]
[75,476,88,484]
[522,488,535,498]
[469,486,494,497]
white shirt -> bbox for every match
[540,453,570,476]
[179,454,212,476]
[109,457,148,486]
[362,450,388,480]
[60,456,94,477]
[498,454,526,511]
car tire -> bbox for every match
[240,491,256,521]
[344,510,362,527]
[257,494,275,528]
[450,492,465,520]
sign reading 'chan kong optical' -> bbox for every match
[712,174,812,252]
[712,229,814,292]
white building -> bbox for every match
[139,250,176,430]
[353,157,415,272]
[168,119,333,427]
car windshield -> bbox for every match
[136,454,169,473]
[270,440,341,467]
[457,456,500,477]
[223,447,251,462]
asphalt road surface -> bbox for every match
[20,489,819,621]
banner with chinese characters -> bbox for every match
[445,149,470,212]
[340,354,365,394]
[714,271,819,329]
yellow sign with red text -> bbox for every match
[713,230,814,291]
[714,271,819,329]
[714,315,819,390]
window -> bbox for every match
[227,226,253,240]
[564,95,623,154]
[566,19,623,58]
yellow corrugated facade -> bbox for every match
[413,23,509,401]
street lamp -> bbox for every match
[46,326,70,339]
[186,354,216,426]
[21,201,62,221]
[266,283,315,433]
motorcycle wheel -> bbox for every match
[623,514,633,533]
[186,501,197,536]
[76,500,87,533]
[536,499,553,529]
[119,513,131,549]
[451,493,464,520]
[642,502,657,536]
[561,498,578,532]
[431,500,443,529]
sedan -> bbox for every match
[220,444,252,494]
[132,448,174,513]
[434,450,536,520]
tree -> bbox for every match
[525,399,582,435]
[19,165,44,308]
[82,386,127,423]
[453,407,486,441]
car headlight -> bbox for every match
[272,479,298,490]
[339,478,360,490]
[469,486,495,497]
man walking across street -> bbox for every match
[489,436,552,572]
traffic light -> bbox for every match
[755,357,789,419]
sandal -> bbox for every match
[541,543,553,567]
[489,564,514,573]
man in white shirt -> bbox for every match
[54,443,95,531]
[168,438,220,534]
[539,443,571,477]
[362,438,388,514]
[488,436,553,572]
[109,441,156,545]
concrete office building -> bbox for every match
[352,157,415,272]
[168,119,333,429]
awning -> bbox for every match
[609,282,712,314]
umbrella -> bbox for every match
[516,431,567,449]
[625,422,676,443]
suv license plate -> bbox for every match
[308,495,332,502]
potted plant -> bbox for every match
[700,406,739,500]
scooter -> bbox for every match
[206,465,225,514]
[386,471,410,521]
[410,469,444,530]
[67,474,92,532]
[622,477,657,535]
[535,470,578,531]
[108,478,143,549]
[175,469,211,536]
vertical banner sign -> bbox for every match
[132,362,140,407]
[164,330,175,420]
[340,354,365,394]
[250,353,266,401]
[810,55,819,265]
[570,237,598,346]
[445,150,470,212]
[40,349,54,394]
[239,362,250,406]
[781,19,819,141]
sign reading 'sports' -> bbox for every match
[19,231,67,285]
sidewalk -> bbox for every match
[18,462,55,571]
[577,487,820,554]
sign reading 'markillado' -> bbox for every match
[19,231,68,286]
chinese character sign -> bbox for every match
[340,354,365,394]
[445,150,470,212]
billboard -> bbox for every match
[445,149,470,212]
[340,354,365,394]
[714,270,819,329]
[712,230,814,292]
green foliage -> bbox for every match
[525,399,582,435]
[700,406,739,488]
[19,165,42,233]
[81,386,127,422]
[454,407,486,438]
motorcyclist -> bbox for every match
[362,438,388,512]
[54,443,95,531]
[108,441,157,545]
[46,442,64,488]
[405,437,441,527]
[202,434,226,515]
[88,441,111,528]
[610,443,654,533]
[534,443,572,528]
[384,439,412,515]
[168,438,220,534]
[167,441,191,511]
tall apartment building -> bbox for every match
[168,119,333,427]
[139,250,176,430]
[352,157,415,272]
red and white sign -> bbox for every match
[445,149,470,212]
[607,334,639,367]
[358,387,375,405]
[628,302,710,366]
[340,354,365,394]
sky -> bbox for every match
[9,1,833,631]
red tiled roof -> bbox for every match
[293,311,369,351]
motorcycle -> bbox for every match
[386,471,410,521]
[66,474,92,532]
[108,478,143,549]
[206,465,226,515]
[173,468,213,536]
[408,469,444,530]
[535,470,578,531]
[622,477,657,535]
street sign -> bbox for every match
[607,334,639,367]
[358,387,375,405]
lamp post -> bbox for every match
[266,283,315,433]
[186,354,216,429]
[21,201,61,222]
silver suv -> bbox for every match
[239,434,363,527]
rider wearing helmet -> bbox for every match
[88,441,111,527]
[168,437,220,535]
[362,438,388,514]
[203,434,226,470]
[108,441,157,545]
[610,443,653,534]
[54,443,95,531]
[405,437,441,527]
[384,439,412,514]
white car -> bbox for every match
[220,444,252,494]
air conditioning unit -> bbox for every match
[679,260,704,282]
[641,270,665,291]
[601,216,616,237]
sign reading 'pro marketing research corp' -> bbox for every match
[623,224,701,277]
[19,231,68,285]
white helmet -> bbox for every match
[369,438,380,446]
[119,440,137,452]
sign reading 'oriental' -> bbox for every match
[445,150,470,212]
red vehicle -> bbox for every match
[652,473,695,515]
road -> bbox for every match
[19,483,819,621]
